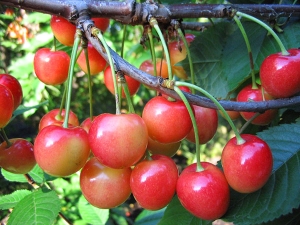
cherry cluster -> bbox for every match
[2,13,300,222]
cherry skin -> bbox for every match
[185,105,218,144]
[176,162,230,220]
[80,116,96,133]
[0,84,14,128]
[77,43,107,75]
[221,134,273,193]
[260,48,300,98]
[50,15,76,46]
[34,125,90,177]
[130,154,178,210]
[104,66,140,97]
[237,84,277,126]
[80,157,132,209]
[139,59,169,78]
[34,48,70,85]
[147,137,181,157]
[39,109,79,131]
[88,113,148,169]
[142,96,193,144]
[92,18,110,32]
[0,73,23,110]
[0,138,36,174]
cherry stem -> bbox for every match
[0,128,11,147]
[63,29,81,128]
[236,11,289,56]
[177,27,195,94]
[233,15,258,89]
[175,81,245,145]
[92,27,121,115]
[174,86,204,172]
[117,71,135,113]
[149,17,173,81]
[239,112,261,134]
[82,44,94,120]
[147,27,157,76]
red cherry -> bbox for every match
[147,137,181,157]
[39,109,79,131]
[34,48,70,85]
[221,134,273,193]
[88,113,148,169]
[260,48,300,98]
[139,59,169,78]
[104,66,140,97]
[0,73,23,110]
[77,43,107,75]
[80,157,131,209]
[176,162,230,220]
[0,138,36,174]
[92,18,110,32]
[80,116,96,133]
[185,105,218,144]
[0,84,14,128]
[237,84,277,125]
[130,154,178,210]
[50,15,76,46]
[142,96,193,144]
[34,125,90,177]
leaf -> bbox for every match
[135,208,166,225]
[7,188,61,225]
[259,207,300,225]
[10,101,48,122]
[0,190,31,210]
[158,196,212,225]
[78,195,109,225]
[222,122,300,225]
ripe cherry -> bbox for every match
[50,15,76,46]
[221,134,273,193]
[92,18,110,32]
[0,73,23,110]
[142,96,193,144]
[139,59,169,78]
[0,84,14,128]
[237,84,277,126]
[260,48,300,98]
[80,157,131,209]
[34,125,90,177]
[34,48,70,85]
[88,113,148,169]
[176,162,230,220]
[0,139,36,174]
[104,66,140,97]
[147,137,181,157]
[130,154,178,210]
[77,43,107,75]
[186,105,218,144]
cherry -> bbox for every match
[39,109,79,131]
[237,84,277,125]
[0,73,23,110]
[80,157,131,209]
[34,125,90,177]
[142,96,193,144]
[139,59,169,78]
[88,113,148,169]
[34,48,70,85]
[104,66,140,97]
[260,48,300,98]
[77,43,107,75]
[0,138,36,174]
[130,154,178,210]
[0,84,14,128]
[176,162,230,220]
[147,137,181,157]
[80,116,95,133]
[185,105,218,144]
[50,15,76,46]
[221,134,273,193]
[92,18,110,32]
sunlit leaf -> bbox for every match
[0,190,31,210]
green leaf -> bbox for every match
[259,207,300,225]
[0,190,31,210]
[10,101,48,122]
[135,208,166,225]
[222,122,300,225]
[158,196,212,225]
[78,195,109,225]
[7,188,61,225]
